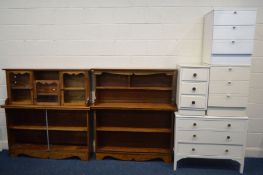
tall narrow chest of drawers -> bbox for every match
[174,8,256,174]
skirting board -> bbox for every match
[246,147,263,158]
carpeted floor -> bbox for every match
[0,150,262,175]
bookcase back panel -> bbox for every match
[11,89,31,102]
[7,109,46,126]
[11,130,48,145]
[49,131,88,146]
[63,74,85,88]
[34,71,59,80]
[97,132,171,149]
[48,110,87,127]
[96,73,129,87]
[96,110,172,128]
[96,89,172,103]
[64,90,85,103]
[131,74,172,87]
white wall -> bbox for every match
[0,0,262,157]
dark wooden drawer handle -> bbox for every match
[193,123,197,126]
[192,101,195,105]
[227,124,231,127]
[192,87,196,91]
[192,148,196,151]
[225,149,229,153]
[193,73,197,77]
[193,134,197,138]
[227,136,231,140]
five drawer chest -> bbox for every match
[174,8,257,174]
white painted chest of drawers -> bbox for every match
[177,65,210,116]
[202,9,256,65]
[174,115,248,173]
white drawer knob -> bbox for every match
[52,88,56,91]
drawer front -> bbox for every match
[209,80,249,95]
[176,118,247,131]
[210,66,250,81]
[211,55,251,65]
[208,94,248,107]
[180,95,206,109]
[181,68,209,81]
[176,131,245,145]
[180,82,207,95]
[213,26,255,40]
[214,10,256,25]
[212,40,254,54]
[177,143,243,157]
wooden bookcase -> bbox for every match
[91,69,177,163]
[2,69,91,160]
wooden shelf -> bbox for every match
[9,125,46,130]
[96,127,171,133]
[92,102,177,111]
[97,146,170,154]
[48,126,88,132]
[96,86,172,91]
[2,104,90,110]
[11,144,48,151]
[9,125,88,132]
[11,87,32,90]
[63,87,85,90]
[50,145,88,152]
[37,92,59,96]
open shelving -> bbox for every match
[92,69,177,163]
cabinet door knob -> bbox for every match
[14,75,17,78]
[227,124,231,127]
[192,87,196,91]
[193,123,197,126]
[192,148,196,151]
[227,81,232,85]
[226,94,231,98]
[192,101,196,105]
[193,73,197,77]
[232,26,236,29]
[231,40,235,44]
[233,11,237,14]
[227,136,231,140]
[14,81,17,84]
[52,88,56,91]
[225,149,229,153]
[228,67,232,71]
[193,134,197,138]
